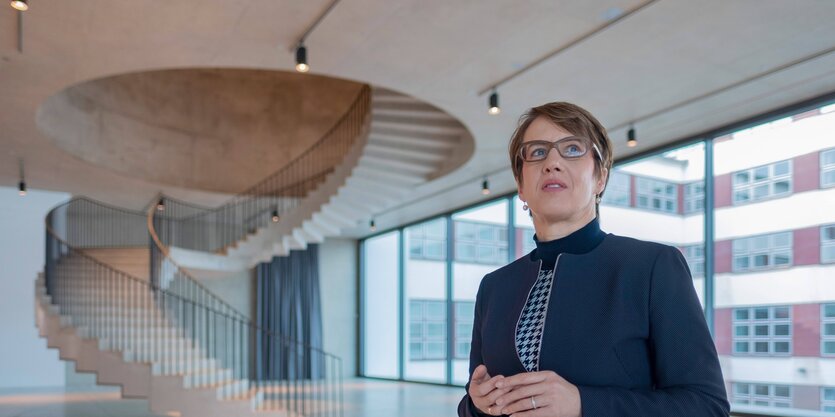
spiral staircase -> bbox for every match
[35,85,473,417]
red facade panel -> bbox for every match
[715,240,732,274]
[714,173,732,208]
[793,303,821,357]
[794,227,821,266]
[793,151,820,193]
[714,308,732,355]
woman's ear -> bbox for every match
[597,167,609,195]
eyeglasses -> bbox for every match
[518,136,602,163]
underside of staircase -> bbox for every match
[222,87,473,265]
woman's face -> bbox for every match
[517,116,607,224]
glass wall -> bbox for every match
[599,142,706,305]
[360,98,835,414]
[403,218,447,382]
[712,103,835,414]
[451,200,508,384]
[361,230,400,379]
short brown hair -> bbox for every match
[508,102,614,201]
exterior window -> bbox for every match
[822,225,835,264]
[635,177,677,213]
[823,304,835,356]
[733,306,792,356]
[822,148,835,188]
[408,300,446,360]
[732,160,792,204]
[602,170,630,207]
[409,219,446,261]
[682,245,704,277]
[732,232,792,272]
[823,387,835,412]
[684,182,705,214]
[733,382,792,408]
[520,227,536,255]
[454,221,508,265]
[454,302,475,359]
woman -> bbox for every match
[458,102,729,417]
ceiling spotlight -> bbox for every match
[370,219,376,232]
[295,44,309,73]
[18,181,26,196]
[627,125,637,148]
[271,209,280,223]
[156,198,165,211]
[488,90,501,115]
[10,0,27,11]
[481,177,490,195]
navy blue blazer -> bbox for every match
[458,233,730,416]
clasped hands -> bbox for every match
[468,364,581,417]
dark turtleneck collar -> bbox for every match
[531,217,606,269]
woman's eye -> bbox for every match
[531,148,545,157]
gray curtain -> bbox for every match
[256,244,324,380]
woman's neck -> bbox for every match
[531,209,596,241]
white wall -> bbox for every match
[0,186,70,389]
[715,265,835,308]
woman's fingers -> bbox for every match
[471,364,490,384]
[494,382,544,409]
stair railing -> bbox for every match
[45,196,345,416]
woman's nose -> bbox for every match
[542,148,564,172]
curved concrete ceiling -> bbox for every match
[1,1,834,228]
[37,69,365,193]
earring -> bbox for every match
[595,194,602,204]
[522,203,528,211]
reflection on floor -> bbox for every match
[0,379,465,417]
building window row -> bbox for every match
[823,386,835,412]
[408,300,475,361]
[732,160,792,205]
[732,232,792,272]
[732,382,792,408]
[733,306,791,356]
[408,300,446,360]
[823,225,835,264]
[822,148,835,188]
[454,221,508,265]
[682,245,705,277]
[684,182,705,214]
[823,303,835,356]
[635,177,677,213]
[408,219,446,261]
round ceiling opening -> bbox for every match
[36,69,366,193]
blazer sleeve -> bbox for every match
[576,245,730,417]
[458,277,490,417]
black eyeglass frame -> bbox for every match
[518,136,603,163]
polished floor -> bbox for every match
[0,379,464,417]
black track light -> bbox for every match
[627,125,637,148]
[488,90,501,115]
[18,181,26,196]
[370,219,376,232]
[156,198,165,211]
[10,0,27,11]
[272,209,280,223]
[481,177,490,195]
[295,44,309,73]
